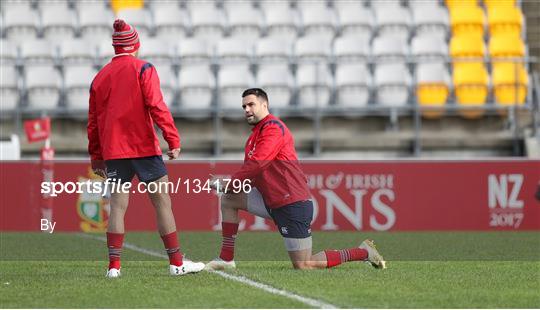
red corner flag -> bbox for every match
[24,117,51,143]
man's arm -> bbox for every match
[231,123,284,181]
[140,63,181,158]
[87,84,106,177]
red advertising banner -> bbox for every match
[23,117,51,143]
[1,160,539,232]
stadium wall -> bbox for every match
[1,160,539,232]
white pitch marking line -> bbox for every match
[78,233,338,309]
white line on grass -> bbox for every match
[78,233,337,309]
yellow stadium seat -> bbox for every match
[484,0,516,10]
[487,6,523,37]
[489,34,525,59]
[450,5,486,37]
[492,62,528,106]
[111,0,144,14]
[446,0,478,9]
[450,34,486,59]
[453,62,489,118]
[417,84,449,118]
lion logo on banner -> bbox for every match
[77,168,110,232]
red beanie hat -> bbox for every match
[112,19,140,54]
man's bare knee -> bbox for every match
[221,193,243,210]
[292,260,313,270]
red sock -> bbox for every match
[161,231,183,267]
[324,248,368,268]
[107,232,124,270]
[219,222,239,262]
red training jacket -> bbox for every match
[231,114,311,209]
[87,54,180,166]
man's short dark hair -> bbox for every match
[242,88,269,103]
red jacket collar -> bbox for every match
[252,114,273,132]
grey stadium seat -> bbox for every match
[177,38,213,66]
[78,6,115,43]
[256,65,294,109]
[3,7,39,43]
[153,64,177,107]
[0,39,19,65]
[335,63,371,107]
[374,63,411,107]
[333,35,370,64]
[24,65,62,110]
[153,6,189,41]
[190,5,225,43]
[40,5,76,45]
[294,36,332,64]
[178,65,215,110]
[300,6,337,42]
[216,37,253,67]
[138,38,175,66]
[415,63,450,88]
[98,40,115,65]
[374,5,411,42]
[411,34,448,63]
[60,39,96,66]
[21,39,57,66]
[337,5,374,40]
[218,66,254,109]
[264,7,299,43]
[296,63,333,108]
[255,37,293,64]
[226,7,263,44]
[64,65,97,110]
[0,65,20,111]
[412,4,449,40]
[372,34,409,62]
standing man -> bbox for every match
[206,88,386,270]
[88,19,204,278]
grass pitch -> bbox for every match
[1,231,539,308]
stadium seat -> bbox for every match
[110,0,144,14]
[153,64,177,107]
[218,66,254,109]
[255,37,292,64]
[153,6,189,41]
[259,0,290,11]
[445,0,478,9]
[488,34,525,59]
[98,40,115,65]
[333,35,370,64]
[483,0,516,10]
[178,65,215,110]
[256,65,294,108]
[411,34,448,62]
[226,7,263,44]
[185,0,217,10]
[75,0,110,11]
[222,0,255,11]
[449,5,485,37]
[374,63,411,107]
[60,39,96,67]
[335,63,371,107]
[372,35,408,62]
[1,0,32,11]
[416,63,450,118]
[294,36,332,64]
[374,5,412,42]
[487,6,523,37]
[453,62,489,118]
[21,40,57,66]
[177,38,213,66]
[296,63,332,108]
[146,0,181,10]
[138,38,174,66]
[3,7,39,43]
[492,62,528,106]
[79,6,115,43]
[412,4,449,40]
[116,8,153,40]
[24,65,62,110]
[336,5,374,40]
[64,65,96,110]
[295,0,328,11]
[216,38,253,67]
[40,5,76,45]
[300,6,337,42]
[0,65,20,111]
[450,34,485,59]
[333,0,368,11]
[190,5,225,42]
[264,7,299,43]
[0,39,18,65]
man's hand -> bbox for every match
[93,168,107,179]
[167,148,181,160]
